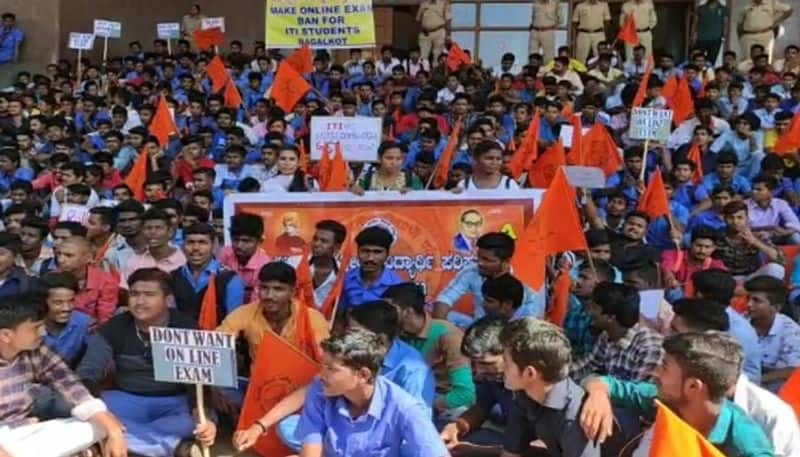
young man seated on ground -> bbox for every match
[564,260,617,360]
[661,226,726,301]
[384,282,476,423]
[56,236,118,325]
[714,200,786,280]
[339,226,404,313]
[0,233,32,299]
[218,212,271,303]
[746,174,800,245]
[294,328,449,457]
[0,294,127,457]
[76,268,216,457]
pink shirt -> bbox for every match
[218,246,271,303]
[120,248,187,288]
[661,249,727,284]
[72,265,119,324]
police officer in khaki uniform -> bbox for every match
[417,0,452,64]
[573,0,611,64]
[620,0,657,60]
[737,0,793,63]
[529,0,563,64]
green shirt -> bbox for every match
[696,2,727,41]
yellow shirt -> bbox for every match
[217,299,330,362]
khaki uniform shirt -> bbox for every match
[417,0,452,31]
[532,0,563,28]
[620,1,657,29]
[573,1,611,30]
[738,0,790,32]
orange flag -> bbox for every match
[197,274,218,331]
[206,55,228,93]
[779,367,800,421]
[633,55,654,108]
[446,42,471,72]
[547,268,572,327]
[567,115,583,165]
[637,169,670,219]
[650,400,726,457]
[433,119,463,189]
[193,27,224,52]
[322,142,348,191]
[317,143,332,189]
[294,299,322,364]
[223,79,243,109]
[669,76,695,125]
[581,123,623,176]
[294,248,316,309]
[298,139,309,173]
[512,168,587,290]
[561,103,573,118]
[270,62,312,113]
[662,75,679,102]
[285,43,314,75]
[774,109,800,156]
[319,242,354,320]
[686,143,704,184]
[237,332,320,457]
[508,112,541,180]
[150,95,179,147]
[123,149,148,201]
[528,140,567,188]
[617,14,640,46]
[507,135,517,152]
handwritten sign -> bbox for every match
[156,22,181,39]
[59,204,91,224]
[564,166,606,189]
[68,33,95,50]
[150,327,237,388]
[310,116,381,162]
[201,17,226,32]
[93,19,122,38]
[639,289,665,322]
[629,108,673,142]
[265,0,376,49]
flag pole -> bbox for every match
[195,384,211,457]
[167,38,172,56]
[640,137,650,181]
[76,49,83,96]
[103,36,109,64]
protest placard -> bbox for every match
[629,108,674,142]
[639,289,665,322]
[265,0,376,48]
[150,327,237,388]
[68,33,95,50]
[201,17,226,32]
[93,19,122,38]
[156,22,181,39]
[310,116,381,162]
[59,204,90,224]
[564,166,606,189]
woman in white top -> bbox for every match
[261,146,317,192]
[455,140,519,192]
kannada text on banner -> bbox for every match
[225,191,541,301]
[265,0,376,49]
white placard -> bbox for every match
[639,289,665,321]
[68,33,96,50]
[201,17,226,32]
[559,124,574,149]
[59,204,91,224]
[310,116,382,162]
[157,22,181,39]
[93,19,122,39]
[629,108,673,142]
[564,166,606,189]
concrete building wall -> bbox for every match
[725,0,800,59]
[1,0,60,85]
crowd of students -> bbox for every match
[2,6,800,456]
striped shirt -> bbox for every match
[570,323,664,383]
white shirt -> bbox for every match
[376,58,401,77]
[734,375,800,457]
[457,175,519,191]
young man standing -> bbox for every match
[56,236,118,325]
[339,226,404,313]
[218,212,271,303]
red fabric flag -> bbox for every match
[206,55,228,93]
[669,76,695,125]
[512,168,587,290]
[528,140,567,188]
[298,139,309,173]
[561,103,573,118]
[150,95,179,147]
[322,142,348,191]
[774,109,800,156]
[223,79,243,109]
[270,62,312,113]
[566,115,583,165]
[617,14,640,46]
[317,143,332,189]
[446,42,472,72]
[637,169,670,219]
[237,332,320,457]
[193,27,223,52]
[433,120,463,189]
[633,55,654,108]
[507,135,517,152]
[649,400,726,457]
[294,299,322,364]
[319,242,354,320]
[294,248,316,310]
[547,269,572,327]
[581,123,623,176]
[686,143,704,184]
[123,149,148,201]
[197,274,218,331]
[662,75,679,102]
[508,112,541,180]
[285,43,314,75]
[779,367,800,421]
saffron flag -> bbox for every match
[649,400,726,457]
[298,139,309,173]
[206,55,228,93]
[567,115,583,165]
[637,169,670,219]
[633,55,654,108]
[446,42,471,72]
[270,62,312,113]
[581,123,623,176]
[774,109,800,156]
[150,95,179,147]
[508,112,541,180]
[778,367,800,421]
[322,142,348,191]
[294,248,316,310]
[285,43,314,75]
[317,143,332,189]
[547,269,572,327]
[123,149,148,201]
[223,80,243,109]
[528,140,567,188]
[433,119,463,189]
[669,76,695,125]
[237,332,320,457]
[197,274,218,331]
[512,168,587,290]
[662,75,678,102]
[193,27,223,52]
[686,143,704,184]
[617,14,640,46]
[320,242,354,320]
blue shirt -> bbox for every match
[709,130,764,176]
[726,307,762,384]
[296,376,448,457]
[0,167,34,194]
[702,172,752,196]
[0,27,24,63]
[685,210,726,243]
[339,267,405,313]
[174,260,246,316]
[435,265,545,321]
[672,182,709,210]
[647,201,690,250]
[382,339,436,412]
[43,311,92,366]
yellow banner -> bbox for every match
[265,0,376,49]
